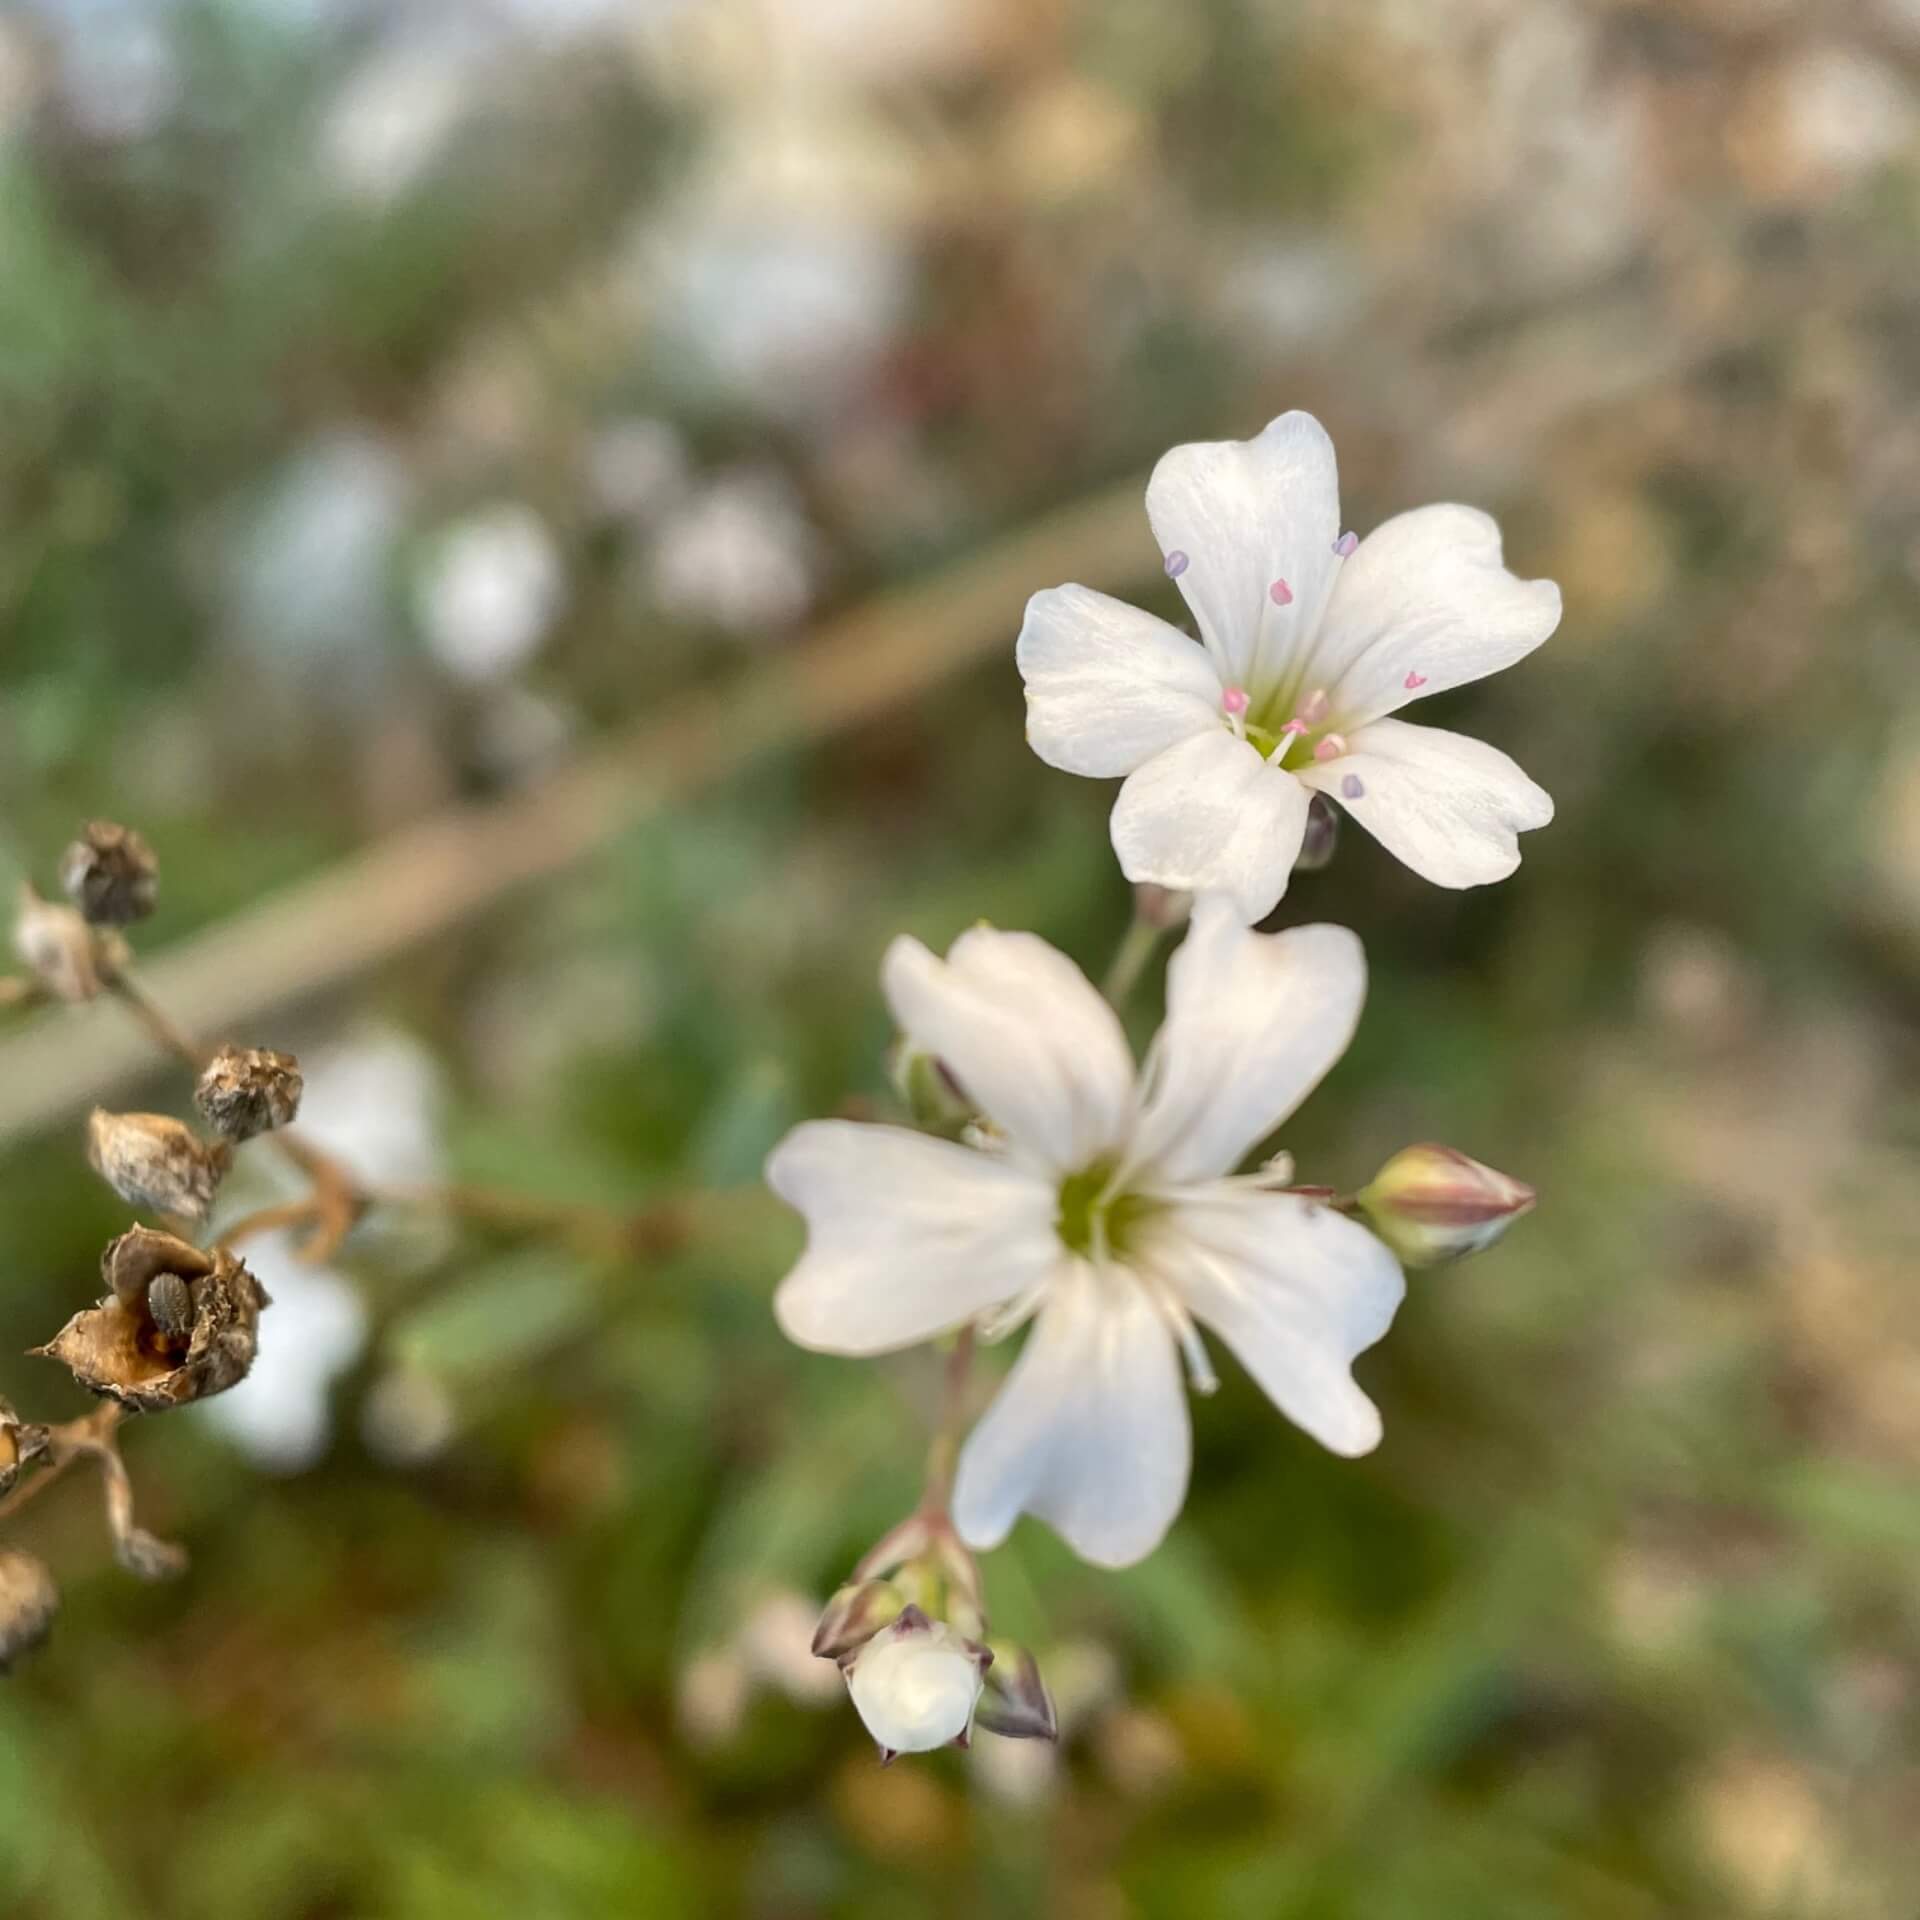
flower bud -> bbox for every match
[1356,1143,1536,1268]
[0,1398,50,1499]
[842,1605,992,1759]
[812,1576,909,1661]
[974,1640,1058,1742]
[1294,793,1340,873]
[35,1244,269,1412]
[86,1110,230,1224]
[891,1047,974,1140]
[12,884,122,1004]
[0,1549,59,1672]
[60,820,159,926]
[195,1044,304,1142]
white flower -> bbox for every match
[1017,411,1561,923]
[199,1232,367,1474]
[843,1609,990,1757]
[414,504,566,686]
[768,899,1405,1570]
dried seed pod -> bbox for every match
[86,1110,230,1224]
[60,820,158,927]
[0,1549,59,1672]
[147,1271,195,1343]
[34,1246,270,1412]
[12,884,120,1004]
[101,1224,213,1308]
[0,1399,50,1500]
[194,1044,303,1142]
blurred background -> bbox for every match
[2,0,1919,1913]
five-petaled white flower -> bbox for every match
[768,899,1405,1570]
[1017,411,1561,922]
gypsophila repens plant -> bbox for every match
[0,413,1552,1767]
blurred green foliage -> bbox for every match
[5,1,1920,1917]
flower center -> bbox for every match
[1055,1160,1158,1261]
[1223,682,1346,768]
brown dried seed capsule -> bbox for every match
[12,884,116,1003]
[0,1549,60,1672]
[60,820,158,927]
[0,1399,50,1500]
[195,1044,303,1142]
[101,1224,213,1308]
[34,1246,270,1413]
[147,1271,195,1342]
[86,1110,230,1224]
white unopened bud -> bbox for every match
[1356,1143,1536,1268]
[843,1605,991,1759]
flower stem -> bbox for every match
[1101,910,1167,1010]
[922,1327,975,1512]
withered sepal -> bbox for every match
[34,1246,270,1412]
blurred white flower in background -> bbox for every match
[770,899,1406,1569]
[1018,411,1559,922]
[649,467,817,637]
[293,1027,446,1190]
[318,32,477,209]
[649,212,911,424]
[200,1231,367,1473]
[46,0,178,143]
[414,504,567,685]
[221,431,410,688]
[675,1587,849,1751]
[586,416,691,527]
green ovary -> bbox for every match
[1055,1161,1160,1260]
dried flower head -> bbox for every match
[35,1242,270,1412]
[0,1549,59,1672]
[101,1224,215,1308]
[60,820,159,926]
[195,1045,303,1142]
[12,884,125,1004]
[86,1110,231,1224]
[0,1398,50,1500]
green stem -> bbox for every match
[1100,909,1167,1009]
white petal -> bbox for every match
[1130,898,1366,1185]
[1170,1188,1404,1456]
[1109,729,1310,925]
[882,928,1136,1172]
[846,1620,986,1754]
[1313,505,1560,726]
[1146,411,1342,696]
[952,1259,1189,1569]
[1300,716,1553,889]
[1017,585,1222,777]
[768,1121,1058,1354]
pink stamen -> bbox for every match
[1279,717,1309,738]
[1268,578,1293,606]
[1222,685,1250,716]
[1313,733,1347,762]
[1298,687,1331,725]
[1404,669,1427,690]
[1333,531,1359,558]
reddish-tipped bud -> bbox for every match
[1356,1143,1536,1268]
[974,1640,1058,1742]
[812,1577,909,1663]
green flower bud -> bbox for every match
[1356,1143,1536,1268]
